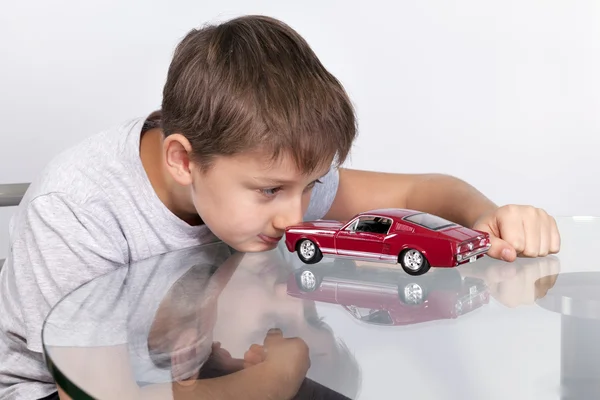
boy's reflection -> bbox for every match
[210,250,361,399]
[143,246,359,398]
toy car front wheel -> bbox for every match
[296,239,323,264]
[399,249,431,276]
[399,282,427,304]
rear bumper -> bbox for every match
[456,243,491,263]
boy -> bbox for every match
[0,14,559,400]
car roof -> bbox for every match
[356,208,421,220]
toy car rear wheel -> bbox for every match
[399,249,431,276]
[296,239,323,264]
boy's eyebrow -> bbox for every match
[253,171,329,185]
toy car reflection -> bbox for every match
[287,260,489,326]
[285,208,491,275]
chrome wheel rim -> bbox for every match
[300,270,316,290]
[300,240,315,259]
[403,283,423,304]
[403,250,423,270]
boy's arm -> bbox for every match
[53,350,297,400]
[324,168,560,261]
[323,169,496,227]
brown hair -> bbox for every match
[160,15,357,174]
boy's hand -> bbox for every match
[243,328,311,396]
[472,204,560,262]
[196,342,246,379]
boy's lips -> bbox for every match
[258,234,283,244]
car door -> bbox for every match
[335,216,387,259]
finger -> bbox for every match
[246,343,265,356]
[496,207,526,255]
[486,235,517,262]
[549,216,561,254]
[538,212,550,257]
[521,208,541,257]
[263,328,283,346]
[222,357,246,371]
[244,344,266,364]
[217,347,232,358]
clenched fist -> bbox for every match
[473,204,561,262]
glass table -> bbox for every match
[42,217,600,399]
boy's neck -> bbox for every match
[140,128,204,226]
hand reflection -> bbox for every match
[244,328,311,388]
[458,255,561,308]
[196,341,246,379]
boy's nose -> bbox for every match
[273,201,304,230]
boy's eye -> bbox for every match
[260,187,281,197]
[259,179,322,198]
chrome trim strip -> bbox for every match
[459,244,491,260]
[287,229,336,235]
[323,253,398,264]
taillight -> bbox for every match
[456,237,484,254]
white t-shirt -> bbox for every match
[0,114,340,399]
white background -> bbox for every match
[0,5,598,253]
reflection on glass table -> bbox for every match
[40,217,600,400]
[42,243,353,400]
[287,259,489,326]
[537,271,600,399]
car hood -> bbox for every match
[437,225,484,242]
[286,220,345,231]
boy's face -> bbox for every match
[189,149,331,252]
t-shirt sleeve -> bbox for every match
[303,166,340,221]
[9,193,128,352]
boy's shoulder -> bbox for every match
[11,117,149,239]
[21,117,146,207]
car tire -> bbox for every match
[398,282,428,305]
[295,268,322,292]
[399,248,431,276]
[296,239,323,264]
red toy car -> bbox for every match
[285,208,491,275]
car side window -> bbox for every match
[354,217,392,234]
[345,219,359,231]
[395,222,414,233]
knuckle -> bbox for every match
[512,239,525,252]
[537,208,548,217]
[501,204,517,216]
[522,248,538,257]
[292,338,310,355]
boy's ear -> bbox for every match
[163,134,194,186]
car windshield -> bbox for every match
[403,212,457,230]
